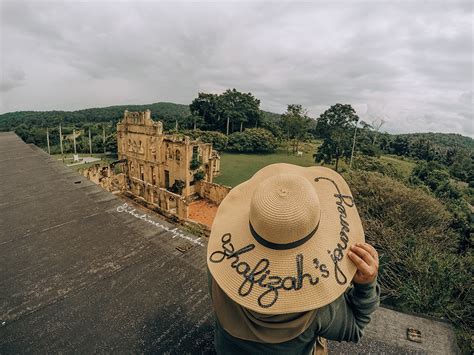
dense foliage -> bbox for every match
[226,128,277,153]
[279,104,315,153]
[182,129,228,151]
[190,89,262,134]
[346,171,473,352]
[0,102,191,131]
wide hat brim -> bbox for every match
[207,163,364,314]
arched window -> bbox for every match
[175,149,181,161]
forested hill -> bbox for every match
[0,102,282,131]
[0,102,191,131]
[1,102,472,151]
[395,132,474,152]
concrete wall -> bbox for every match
[197,181,231,204]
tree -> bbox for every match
[189,89,262,134]
[390,136,409,156]
[371,118,386,145]
[356,121,380,157]
[410,138,435,161]
[279,104,314,154]
[314,103,359,171]
[189,93,220,130]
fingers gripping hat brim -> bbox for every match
[207,164,364,315]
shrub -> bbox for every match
[190,158,200,170]
[170,180,185,195]
[353,156,402,180]
[226,128,277,153]
[193,171,205,181]
[345,171,472,351]
[182,129,228,151]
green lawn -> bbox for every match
[214,149,418,187]
[214,149,318,187]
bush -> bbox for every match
[182,129,228,151]
[353,156,402,180]
[345,171,472,351]
[170,180,185,195]
[226,128,277,153]
[190,158,200,170]
[193,171,205,181]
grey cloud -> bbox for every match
[0,67,26,92]
[0,0,472,136]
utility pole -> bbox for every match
[73,128,77,154]
[226,116,230,136]
[59,124,64,158]
[349,120,359,169]
[175,119,178,131]
[46,127,51,155]
[88,127,92,156]
[102,124,106,154]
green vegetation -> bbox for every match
[190,89,262,134]
[279,104,314,153]
[314,103,359,171]
[214,148,317,187]
[182,129,228,151]
[378,155,416,177]
[0,102,191,131]
[226,128,278,153]
[346,171,472,353]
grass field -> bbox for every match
[214,149,417,187]
[214,149,319,187]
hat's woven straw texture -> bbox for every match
[249,174,320,246]
[207,164,364,314]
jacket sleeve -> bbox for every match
[314,279,380,342]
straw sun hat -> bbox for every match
[207,163,364,315]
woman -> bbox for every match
[207,163,380,354]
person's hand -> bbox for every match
[348,242,379,285]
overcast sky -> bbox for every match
[1,0,472,135]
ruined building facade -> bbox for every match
[114,110,225,219]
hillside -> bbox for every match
[0,102,281,131]
[0,102,191,131]
[396,132,474,152]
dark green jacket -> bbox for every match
[209,273,380,355]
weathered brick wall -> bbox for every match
[196,181,231,204]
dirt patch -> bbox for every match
[188,199,218,228]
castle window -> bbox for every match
[175,149,181,161]
[140,164,144,181]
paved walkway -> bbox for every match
[0,132,458,354]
